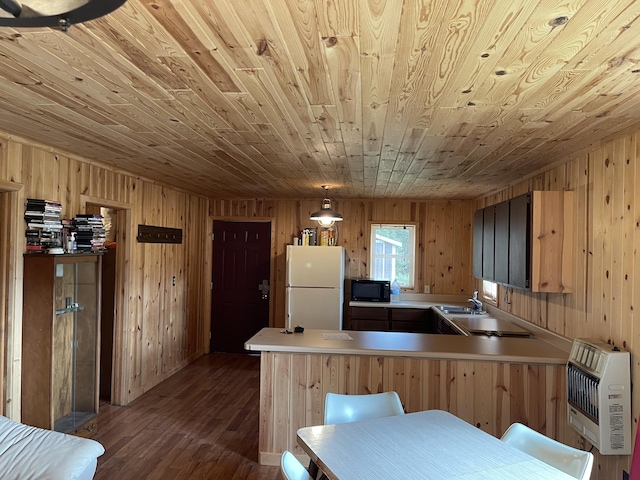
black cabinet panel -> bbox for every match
[472,209,483,279]
[509,193,531,289]
[494,201,510,284]
[482,206,495,280]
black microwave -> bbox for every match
[351,279,391,302]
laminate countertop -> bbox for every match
[244,327,570,365]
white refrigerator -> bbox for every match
[286,245,345,330]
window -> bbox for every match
[482,279,498,305]
[369,223,416,288]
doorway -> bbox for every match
[0,192,8,413]
[83,198,131,406]
[210,221,271,353]
[0,181,22,419]
[98,207,117,401]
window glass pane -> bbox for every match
[370,224,415,288]
[482,280,498,304]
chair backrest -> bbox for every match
[324,391,405,425]
[501,423,594,479]
[280,451,313,480]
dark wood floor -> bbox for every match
[93,353,280,479]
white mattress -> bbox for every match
[0,415,104,480]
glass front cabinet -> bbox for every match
[22,253,102,437]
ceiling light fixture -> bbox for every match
[310,186,343,227]
[0,0,127,32]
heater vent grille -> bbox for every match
[566,339,631,455]
[567,363,599,424]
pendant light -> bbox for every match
[310,186,343,227]
[0,0,127,31]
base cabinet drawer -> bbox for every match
[350,307,390,331]
[352,319,390,331]
[350,307,439,333]
[390,321,431,333]
[390,308,435,333]
[350,307,389,320]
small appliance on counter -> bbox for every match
[350,279,391,302]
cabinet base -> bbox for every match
[55,413,98,438]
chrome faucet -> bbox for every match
[468,291,484,314]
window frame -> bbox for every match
[368,221,417,289]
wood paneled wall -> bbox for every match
[211,198,476,328]
[0,134,211,410]
[478,131,640,479]
[4,120,637,478]
[258,351,567,466]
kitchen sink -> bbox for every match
[435,305,474,315]
[447,316,531,338]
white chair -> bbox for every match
[323,391,405,425]
[280,451,313,480]
[501,423,594,480]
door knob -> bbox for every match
[258,279,270,300]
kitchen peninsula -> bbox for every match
[245,305,571,466]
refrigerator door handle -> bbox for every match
[286,287,291,329]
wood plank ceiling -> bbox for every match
[0,0,639,199]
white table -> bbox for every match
[296,410,576,479]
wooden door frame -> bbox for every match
[209,217,275,353]
[0,179,24,420]
[81,195,132,406]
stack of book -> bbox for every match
[72,214,106,252]
[24,199,63,253]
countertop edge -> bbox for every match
[245,328,569,366]
[347,298,573,354]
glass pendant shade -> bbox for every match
[0,0,127,30]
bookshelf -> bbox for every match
[24,198,106,254]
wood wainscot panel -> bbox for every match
[2,136,211,410]
[257,352,566,466]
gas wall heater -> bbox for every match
[567,338,631,455]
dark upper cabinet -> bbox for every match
[472,209,484,279]
[473,191,572,293]
[482,206,495,280]
[493,201,510,285]
[508,193,531,289]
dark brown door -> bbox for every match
[100,247,117,400]
[211,221,271,353]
